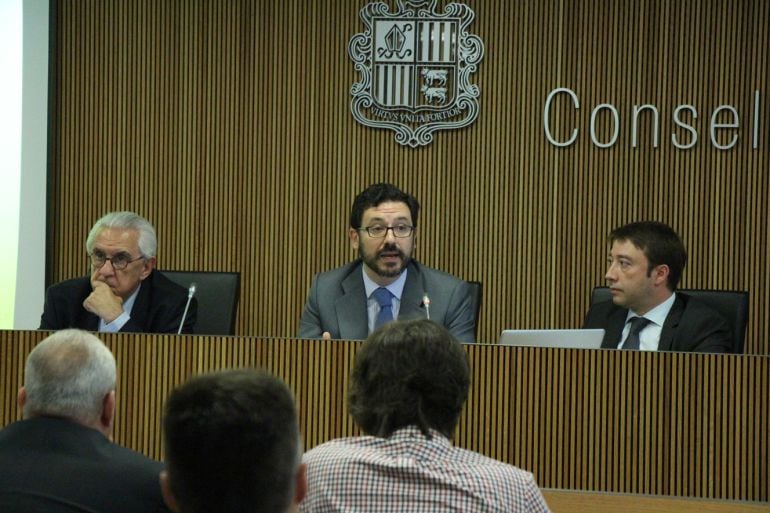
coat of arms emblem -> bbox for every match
[349,0,484,147]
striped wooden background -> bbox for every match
[1,331,767,501]
[46,0,770,354]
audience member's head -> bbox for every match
[348,319,470,440]
[19,329,117,436]
[161,369,306,513]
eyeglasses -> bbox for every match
[89,251,145,271]
[359,224,415,238]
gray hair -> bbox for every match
[23,329,117,424]
[85,211,157,258]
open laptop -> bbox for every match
[499,329,605,349]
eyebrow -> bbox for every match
[92,247,132,256]
[366,216,411,224]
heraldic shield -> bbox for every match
[349,0,484,147]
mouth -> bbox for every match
[377,244,404,263]
[378,251,402,264]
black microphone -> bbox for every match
[422,293,431,320]
[177,283,197,334]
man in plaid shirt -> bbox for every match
[300,319,551,513]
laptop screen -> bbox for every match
[499,329,605,349]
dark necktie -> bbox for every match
[373,287,394,329]
[623,316,651,350]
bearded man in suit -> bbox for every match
[299,183,475,343]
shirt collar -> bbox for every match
[362,267,408,300]
[387,425,452,446]
[627,291,676,326]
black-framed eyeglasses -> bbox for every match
[359,224,415,238]
[89,251,145,271]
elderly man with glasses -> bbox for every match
[40,211,197,333]
[299,183,475,343]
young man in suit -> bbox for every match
[583,221,732,352]
[0,329,169,512]
[39,211,196,333]
[299,183,475,342]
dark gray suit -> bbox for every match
[582,293,733,353]
[299,260,475,343]
[0,416,168,512]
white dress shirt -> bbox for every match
[619,292,676,351]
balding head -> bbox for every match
[21,329,116,433]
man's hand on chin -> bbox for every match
[83,279,124,323]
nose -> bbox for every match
[98,260,116,277]
[383,227,398,243]
[604,262,617,282]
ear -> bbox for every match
[140,256,157,281]
[349,228,360,251]
[17,387,26,409]
[653,264,670,287]
[293,463,308,506]
[160,470,180,513]
[100,390,116,435]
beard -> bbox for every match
[359,242,410,279]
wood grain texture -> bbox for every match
[1,331,767,501]
[46,0,770,354]
[542,489,770,513]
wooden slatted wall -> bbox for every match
[47,0,770,353]
[1,331,767,501]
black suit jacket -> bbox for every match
[0,416,168,512]
[582,293,733,353]
[39,269,197,334]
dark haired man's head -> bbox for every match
[160,369,305,513]
[348,184,421,286]
[605,221,687,314]
[349,183,420,230]
[348,319,470,439]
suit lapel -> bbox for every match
[601,306,628,348]
[75,279,101,331]
[399,263,426,320]
[658,295,684,351]
[127,278,152,332]
[336,268,369,340]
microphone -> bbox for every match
[422,293,431,320]
[177,283,197,334]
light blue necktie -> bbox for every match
[373,287,394,329]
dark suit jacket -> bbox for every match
[299,260,475,343]
[39,270,197,334]
[582,293,733,353]
[0,416,168,512]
